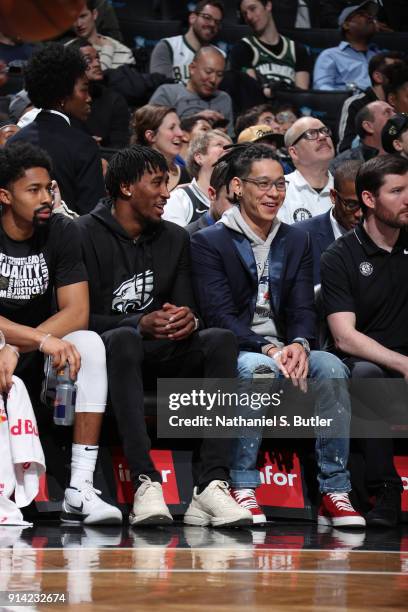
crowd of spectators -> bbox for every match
[1,0,408,530]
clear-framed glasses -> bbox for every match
[291,126,332,146]
[335,191,362,211]
[242,177,288,192]
[197,12,222,27]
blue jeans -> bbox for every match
[231,350,351,493]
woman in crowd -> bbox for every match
[131,104,189,191]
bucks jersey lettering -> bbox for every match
[242,35,296,86]
[163,35,195,85]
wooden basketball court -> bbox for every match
[1,522,407,611]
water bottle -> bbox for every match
[53,363,76,426]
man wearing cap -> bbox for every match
[278,117,335,224]
[382,114,408,158]
[238,123,292,173]
[313,1,381,91]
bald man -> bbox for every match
[149,46,234,136]
[330,100,395,174]
[278,117,335,224]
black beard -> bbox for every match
[32,204,53,230]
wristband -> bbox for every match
[6,344,19,359]
[193,316,200,331]
[39,333,52,352]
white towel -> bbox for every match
[0,377,46,526]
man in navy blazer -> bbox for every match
[191,144,365,528]
[295,160,364,285]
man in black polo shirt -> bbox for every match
[321,155,408,527]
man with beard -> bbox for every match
[321,155,408,526]
[149,0,224,85]
[0,142,121,525]
[313,1,381,91]
[77,145,252,528]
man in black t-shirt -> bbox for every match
[0,142,121,525]
[321,154,408,527]
[230,0,311,93]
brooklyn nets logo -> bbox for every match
[112,270,154,313]
[359,261,373,277]
[292,208,312,222]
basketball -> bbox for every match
[0,0,84,42]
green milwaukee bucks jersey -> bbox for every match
[242,35,296,86]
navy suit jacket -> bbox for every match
[295,210,335,285]
[191,222,316,353]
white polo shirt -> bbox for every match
[278,169,333,224]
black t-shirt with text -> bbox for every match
[0,214,87,328]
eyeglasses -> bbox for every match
[197,12,222,27]
[291,126,332,146]
[242,177,288,192]
[335,192,362,211]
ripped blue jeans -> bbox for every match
[231,350,351,493]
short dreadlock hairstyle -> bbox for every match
[0,142,52,189]
[105,145,169,199]
[24,43,87,110]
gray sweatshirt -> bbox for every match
[220,207,284,347]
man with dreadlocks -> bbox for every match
[78,144,252,528]
[191,143,365,528]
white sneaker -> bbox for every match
[184,480,253,528]
[61,485,122,525]
[129,475,173,526]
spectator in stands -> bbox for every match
[72,39,130,148]
[186,160,234,235]
[179,114,213,161]
[230,0,311,93]
[313,1,380,91]
[78,145,253,528]
[275,104,299,134]
[94,0,124,42]
[320,0,404,30]
[0,123,19,147]
[235,103,281,135]
[296,160,363,284]
[70,0,134,71]
[131,104,189,191]
[8,44,105,215]
[163,129,231,226]
[382,113,408,159]
[0,142,121,525]
[384,62,408,115]
[331,100,394,172]
[0,31,33,66]
[279,117,335,223]
[237,123,291,172]
[321,154,408,527]
[149,0,224,84]
[338,51,404,153]
[191,143,365,528]
[150,46,234,137]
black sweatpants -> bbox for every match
[345,358,403,490]
[102,327,238,490]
